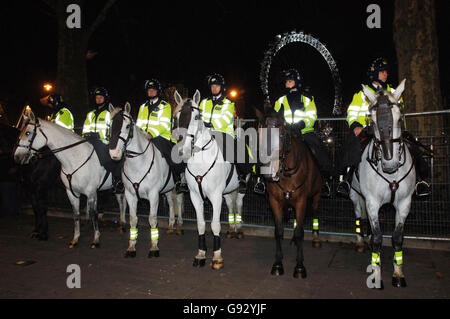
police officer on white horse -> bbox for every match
[137,79,188,193]
[82,87,124,193]
[336,58,431,198]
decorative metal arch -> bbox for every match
[260,31,342,115]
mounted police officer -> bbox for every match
[47,94,75,131]
[336,57,431,198]
[253,69,333,197]
[82,87,124,193]
[137,79,188,193]
[198,74,253,193]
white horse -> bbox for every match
[173,90,245,270]
[109,103,184,258]
[349,79,415,289]
[14,110,127,248]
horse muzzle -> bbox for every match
[109,147,123,161]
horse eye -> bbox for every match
[26,132,30,136]
[194,115,200,120]
[126,124,130,129]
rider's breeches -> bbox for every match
[302,132,333,178]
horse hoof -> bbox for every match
[166,228,175,235]
[193,258,206,267]
[119,226,126,233]
[176,229,184,236]
[124,250,136,258]
[90,243,100,249]
[30,232,39,239]
[312,240,321,248]
[392,277,407,288]
[293,267,307,279]
[271,264,284,276]
[210,260,224,270]
[236,232,244,239]
[68,242,77,249]
[148,250,160,258]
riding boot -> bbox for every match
[253,176,266,195]
[175,171,188,193]
[336,166,355,199]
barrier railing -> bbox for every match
[28,110,450,240]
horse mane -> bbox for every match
[40,119,83,140]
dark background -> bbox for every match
[0,0,449,123]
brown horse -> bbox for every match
[257,106,322,278]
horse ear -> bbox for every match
[362,84,377,104]
[193,89,201,106]
[108,103,115,113]
[29,111,36,123]
[174,90,183,105]
[393,78,406,101]
[124,102,131,114]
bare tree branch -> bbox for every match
[87,0,118,38]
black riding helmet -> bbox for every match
[207,74,225,97]
[144,79,162,98]
[367,57,389,83]
[47,94,64,110]
[283,69,303,91]
[93,87,110,107]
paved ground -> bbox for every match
[0,214,448,299]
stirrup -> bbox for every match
[336,181,350,199]
[415,180,431,197]
[321,182,331,198]
[254,180,266,195]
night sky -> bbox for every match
[1,0,449,123]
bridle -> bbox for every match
[16,118,93,198]
[177,102,218,201]
[364,99,415,204]
[260,117,306,200]
[110,110,157,199]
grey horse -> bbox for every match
[349,79,415,289]
[14,110,127,249]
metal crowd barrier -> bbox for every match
[23,110,450,240]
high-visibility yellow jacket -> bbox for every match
[82,108,111,144]
[346,84,404,129]
[274,94,317,134]
[50,107,74,131]
[199,96,235,137]
[136,99,172,140]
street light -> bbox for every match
[43,83,53,92]
[230,90,238,98]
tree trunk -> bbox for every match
[393,0,443,136]
[56,0,88,129]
